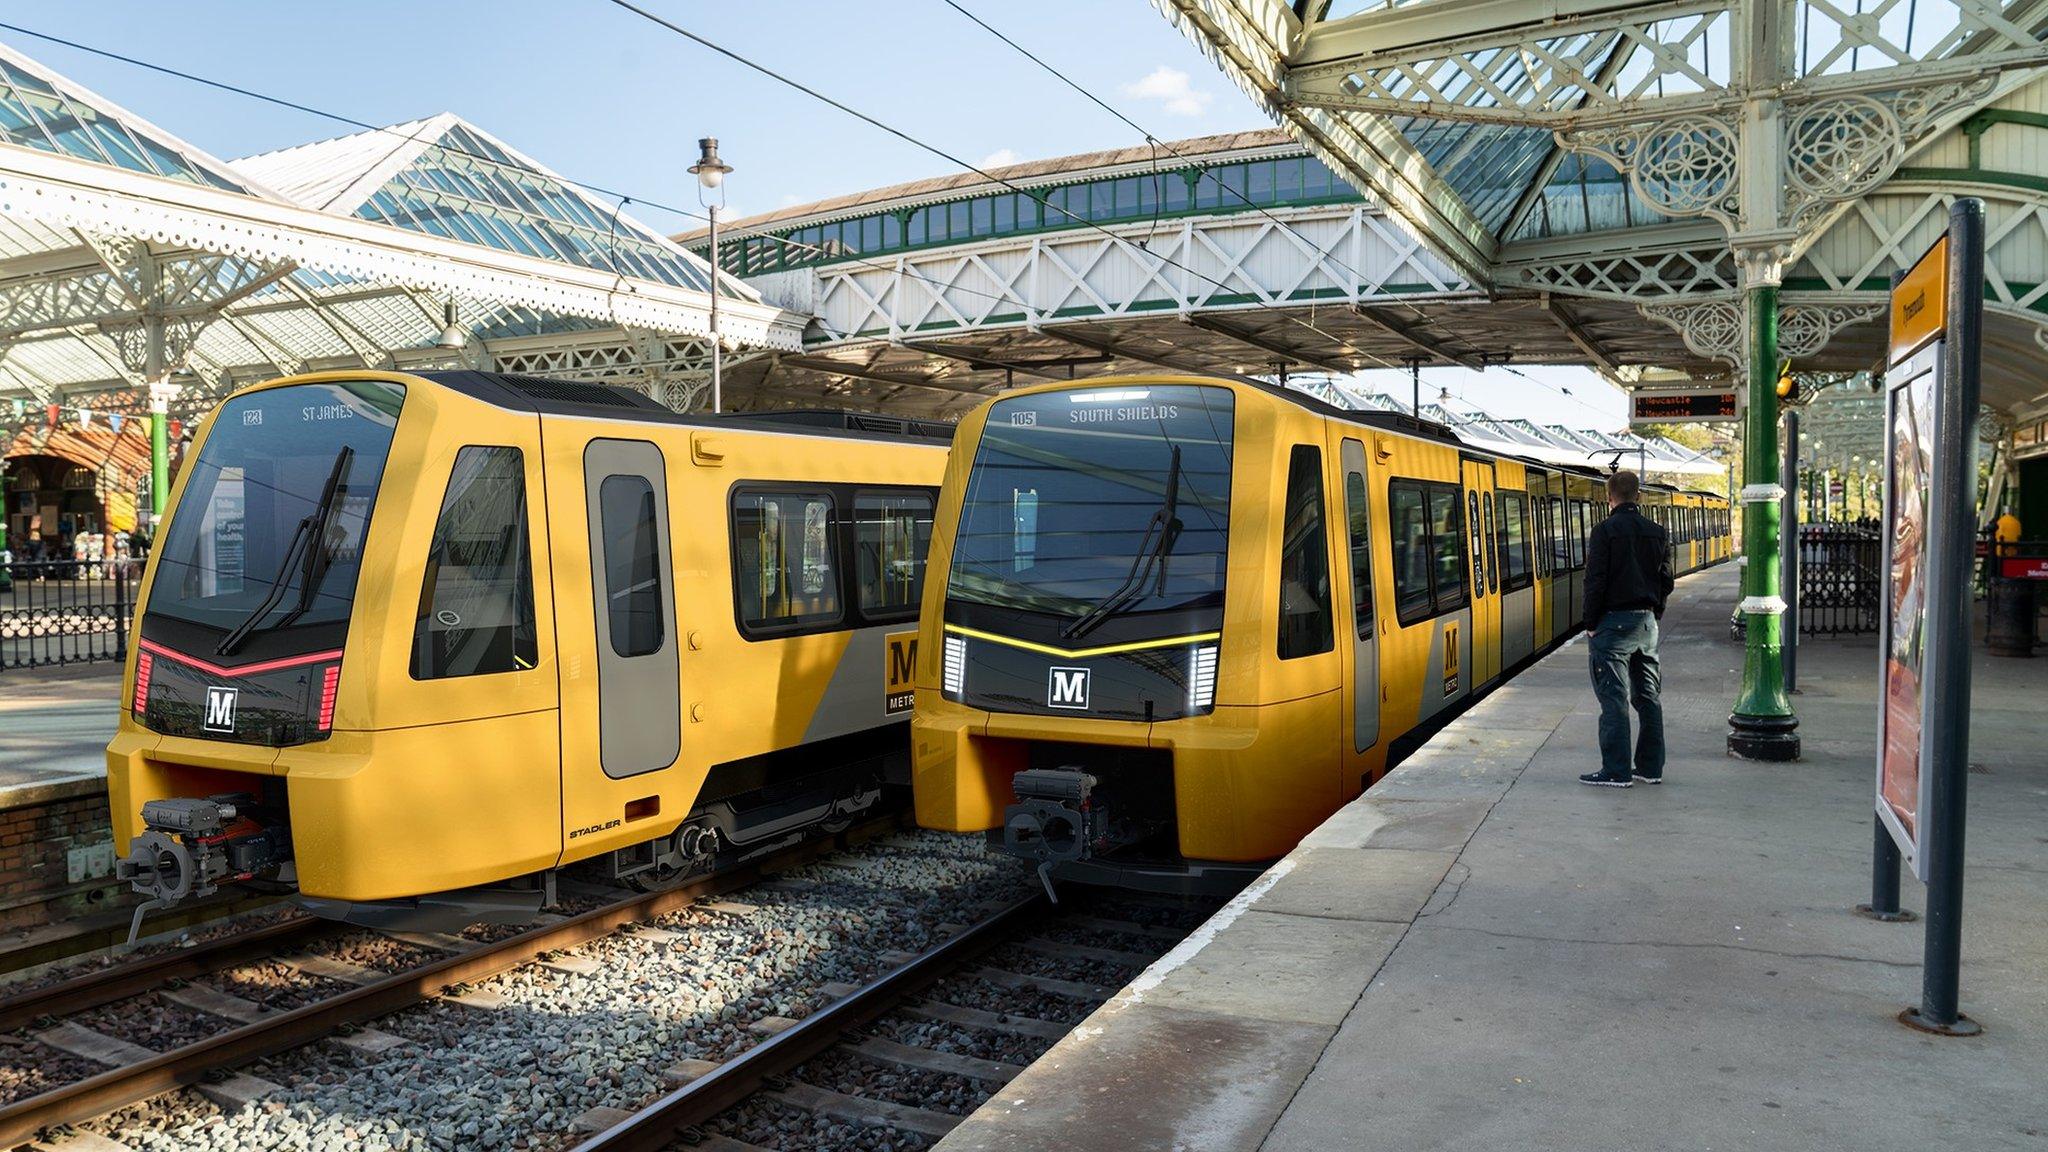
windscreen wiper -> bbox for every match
[215,446,353,657]
[1060,445,1182,643]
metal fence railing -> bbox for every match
[0,558,142,671]
[1798,523,1881,637]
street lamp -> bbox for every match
[689,137,734,414]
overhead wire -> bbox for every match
[598,0,1372,361]
[938,0,1389,295]
[0,19,1039,322]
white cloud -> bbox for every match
[980,148,1021,169]
[1121,66,1213,117]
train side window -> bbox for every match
[1277,445,1334,660]
[410,446,537,680]
[1343,469,1373,638]
[1567,499,1586,569]
[1547,497,1568,572]
[1429,485,1468,611]
[1466,491,1485,596]
[598,474,664,658]
[1499,491,1532,591]
[1482,492,1498,595]
[1389,481,1432,623]
[855,492,933,621]
[733,490,843,635]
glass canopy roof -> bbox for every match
[352,123,728,296]
[0,55,248,193]
[1278,0,2002,248]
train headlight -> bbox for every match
[942,635,966,697]
[1187,644,1218,712]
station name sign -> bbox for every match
[1629,389,1739,424]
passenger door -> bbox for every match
[1461,459,1501,688]
[1339,439,1379,764]
[583,439,681,779]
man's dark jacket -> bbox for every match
[1583,502,1675,629]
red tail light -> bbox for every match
[132,651,153,716]
[317,664,340,732]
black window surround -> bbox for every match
[1389,477,1472,626]
[728,482,940,641]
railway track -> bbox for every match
[0,818,909,1150]
[572,891,1209,1152]
[0,915,337,1036]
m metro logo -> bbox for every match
[884,631,917,716]
[203,686,239,733]
[1441,623,1460,697]
[1048,666,1091,710]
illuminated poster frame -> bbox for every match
[1877,342,1939,880]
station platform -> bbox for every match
[940,563,2048,1151]
[0,662,117,803]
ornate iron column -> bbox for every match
[1727,276,1799,759]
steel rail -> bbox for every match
[0,816,906,1148]
[570,890,1049,1152]
[0,915,336,1034]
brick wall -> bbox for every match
[0,781,120,934]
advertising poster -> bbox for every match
[1880,360,1936,851]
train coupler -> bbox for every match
[1002,768,1110,903]
[115,794,292,944]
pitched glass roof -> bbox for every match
[1392,117,1555,235]
[0,54,248,193]
[1509,151,1670,241]
[351,123,728,296]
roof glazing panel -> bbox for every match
[0,56,248,193]
[1508,151,1671,241]
[353,124,739,298]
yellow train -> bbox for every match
[109,370,947,928]
[909,375,1729,892]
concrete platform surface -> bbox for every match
[0,663,118,804]
[940,564,2048,1152]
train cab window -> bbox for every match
[1499,491,1532,591]
[1343,470,1373,638]
[599,474,664,658]
[733,490,842,635]
[1390,482,1433,621]
[410,446,537,680]
[1277,445,1333,660]
[855,492,933,620]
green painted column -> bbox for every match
[1728,283,1801,760]
[150,409,169,517]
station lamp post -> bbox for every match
[689,138,734,415]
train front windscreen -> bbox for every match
[135,379,405,746]
[942,383,1234,721]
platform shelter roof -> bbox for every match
[0,41,802,417]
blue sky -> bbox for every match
[8,0,1626,427]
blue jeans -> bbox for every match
[1588,610,1664,778]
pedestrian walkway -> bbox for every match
[0,663,118,804]
[939,563,2048,1151]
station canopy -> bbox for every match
[0,41,803,419]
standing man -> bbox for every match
[1580,471,1675,788]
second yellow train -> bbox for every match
[909,375,1730,892]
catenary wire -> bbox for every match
[0,19,1044,319]
[598,0,1375,360]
